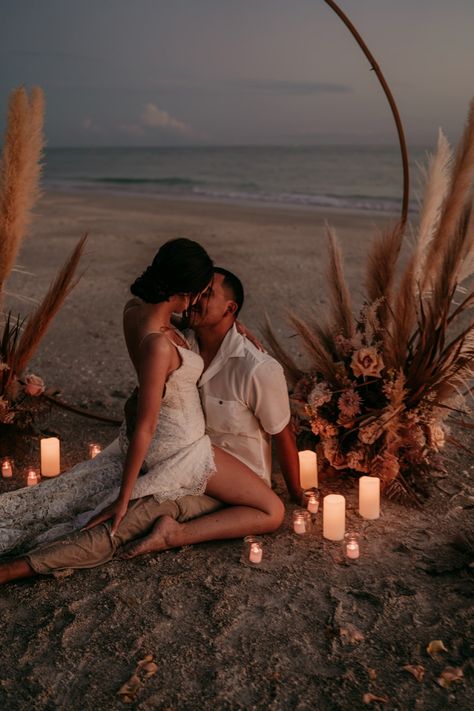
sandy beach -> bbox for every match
[1,190,472,710]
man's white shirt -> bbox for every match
[185,324,291,485]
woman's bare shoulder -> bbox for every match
[124,297,142,313]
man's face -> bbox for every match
[188,273,235,328]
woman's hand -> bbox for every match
[82,496,129,536]
[235,320,265,352]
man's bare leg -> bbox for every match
[121,447,284,558]
[0,558,35,585]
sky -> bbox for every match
[0,0,473,147]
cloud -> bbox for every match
[140,103,191,133]
[118,102,192,138]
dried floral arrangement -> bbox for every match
[266,103,474,503]
[0,87,86,446]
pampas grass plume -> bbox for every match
[0,86,45,297]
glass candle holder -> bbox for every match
[302,488,320,515]
[241,536,264,566]
[1,457,14,479]
[292,509,312,536]
[26,468,40,487]
[88,443,102,459]
[343,532,360,560]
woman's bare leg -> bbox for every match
[0,558,36,585]
[121,447,285,558]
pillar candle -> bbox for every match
[323,494,345,540]
[298,450,318,489]
[359,476,380,519]
[40,437,61,477]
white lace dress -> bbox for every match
[0,345,215,555]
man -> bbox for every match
[0,269,300,583]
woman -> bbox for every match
[0,238,284,581]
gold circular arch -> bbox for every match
[323,0,410,224]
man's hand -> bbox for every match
[235,320,265,351]
[82,497,129,536]
[273,424,302,503]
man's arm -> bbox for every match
[273,424,302,504]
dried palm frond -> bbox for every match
[10,234,88,378]
[0,86,45,298]
[365,222,404,335]
[288,312,341,386]
[326,223,354,339]
[390,256,417,369]
[262,315,304,387]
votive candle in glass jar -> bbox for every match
[241,535,264,566]
[343,532,360,560]
[292,509,312,536]
[1,457,13,478]
[89,443,102,459]
[26,468,40,487]
[302,488,320,515]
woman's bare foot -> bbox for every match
[119,515,183,559]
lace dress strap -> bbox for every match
[138,327,189,352]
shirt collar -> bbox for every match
[198,323,245,386]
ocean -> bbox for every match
[43,145,429,215]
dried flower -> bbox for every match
[372,452,400,483]
[308,381,332,409]
[334,333,354,358]
[351,347,385,378]
[338,388,362,418]
[24,373,45,397]
[346,446,368,472]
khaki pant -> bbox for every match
[25,494,223,575]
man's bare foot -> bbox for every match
[0,558,35,585]
[119,516,183,559]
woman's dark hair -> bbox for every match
[131,238,213,304]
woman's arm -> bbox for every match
[84,335,173,534]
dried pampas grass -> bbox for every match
[0,86,45,298]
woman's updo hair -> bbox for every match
[130,238,213,304]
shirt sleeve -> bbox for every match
[247,359,291,435]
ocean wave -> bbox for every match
[91,176,202,187]
[191,186,415,214]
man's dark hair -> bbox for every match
[214,267,244,317]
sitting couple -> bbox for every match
[0,238,301,585]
